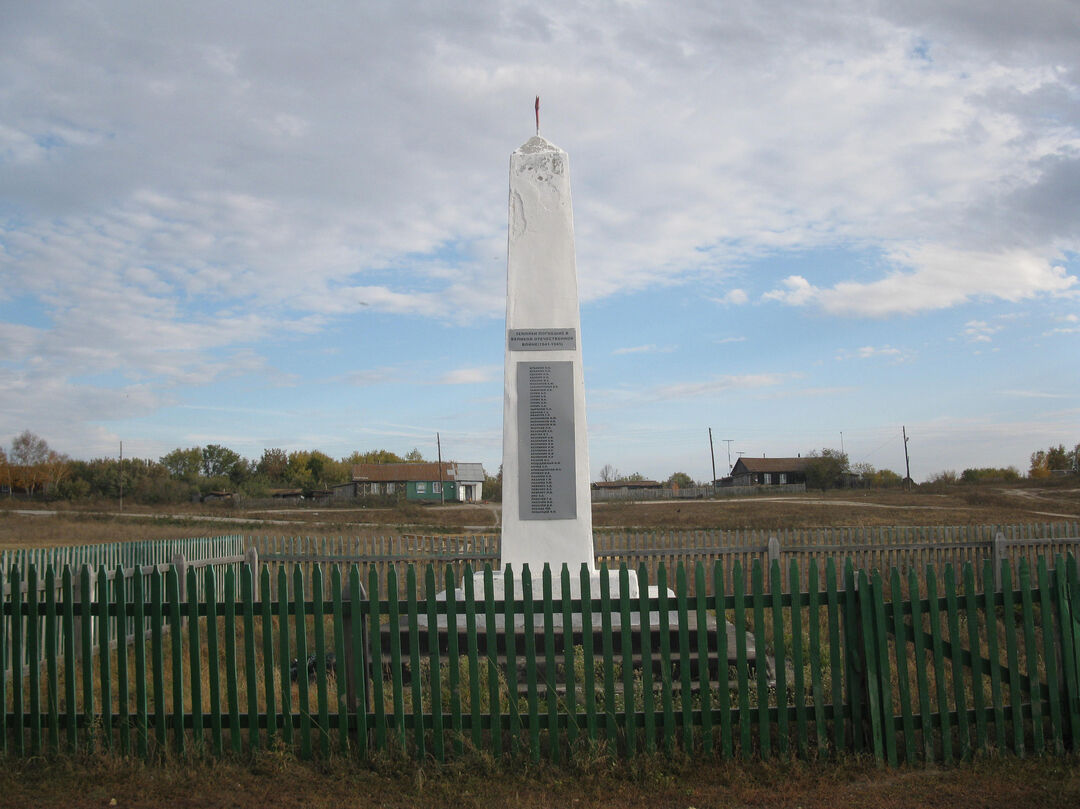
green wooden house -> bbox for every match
[336,462,486,503]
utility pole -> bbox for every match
[723,439,734,474]
[902,426,912,490]
[119,440,123,513]
[840,431,845,456]
[436,432,445,504]
[708,428,717,486]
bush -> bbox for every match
[960,466,1021,484]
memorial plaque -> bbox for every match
[508,328,576,352]
[517,361,576,520]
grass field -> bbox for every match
[2,483,1079,807]
[2,482,1078,550]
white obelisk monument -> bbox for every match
[497,103,637,602]
[500,126,595,574]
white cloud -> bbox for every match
[714,289,749,305]
[836,345,908,361]
[612,344,675,355]
[764,248,1076,316]
[436,366,499,385]
[963,320,1000,343]
[762,275,817,306]
[651,373,790,401]
[1043,312,1080,335]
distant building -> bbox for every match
[339,462,486,503]
[269,488,303,501]
[591,479,663,494]
[201,490,235,503]
[727,457,809,487]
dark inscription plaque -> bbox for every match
[508,328,576,352]
[517,361,577,520]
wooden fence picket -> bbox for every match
[425,564,445,764]
[1,545,1078,767]
[224,566,241,756]
[1038,556,1063,753]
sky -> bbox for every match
[1,1,1078,484]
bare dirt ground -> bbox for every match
[1,751,1078,809]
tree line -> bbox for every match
[597,440,1079,493]
[3,430,1075,504]
[0,431,430,504]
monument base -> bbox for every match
[416,569,689,632]
[464,566,640,602]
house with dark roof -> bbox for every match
[727,457,809,487]
[334,462,487,503]
[590,479,663,494]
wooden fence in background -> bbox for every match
[590,483,808,501]
[2,553,1078,765]
[252,522,1080,598]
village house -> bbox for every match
[726,457,809,487]
[334,462,486,503]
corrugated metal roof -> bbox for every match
[350,462,472,482]
[453,462,486,483]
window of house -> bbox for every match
[779,473,787,484]
[764,473,772,484]
[417,482,426,493]
[433,482,442,493]
[387,483,394,494]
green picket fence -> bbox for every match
[1,535,245,678]
[2,554,1078,764]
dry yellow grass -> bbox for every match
[2,481,1078,551]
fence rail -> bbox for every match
[591,483,806,500]
[2,552,1078,766]
[251,522,1080,597]
[2,536,246,679]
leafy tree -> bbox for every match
[41,450,71,494]
[484,465,502,502]
[867,468,903,488]
[1030,443,1074,478]
[342,449,406,465]
[803,448,849,491]
[256,448,289,481]
[201,444,247,483]
[404,447,424,462]
[960,466,1021,483]
[286,451,316,489]
[851,462,875,479]
[160,447,203,481]
[666,472,694,489]
[303,450,348,488]
[926,470,958,485]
